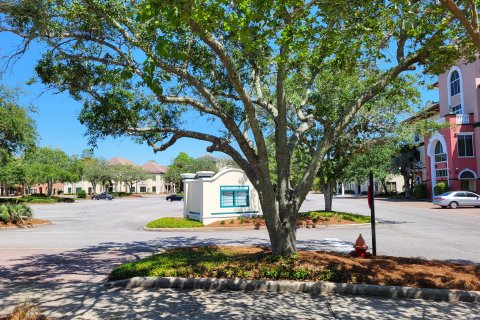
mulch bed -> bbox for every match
[207,217,358,228]
[0,219,50,228]
[109,245,480,291]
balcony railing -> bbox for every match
[456,114,471,124]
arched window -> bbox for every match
[450,70,460,96]
[459,171,475,179]
[434,141,446,162]
[459,170,477,191]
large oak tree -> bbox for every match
[0,0,473,255]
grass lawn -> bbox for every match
[108,246,479,291]
[146,217,203,228]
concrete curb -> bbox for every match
[143,223,371,232]
[104,276,480,303]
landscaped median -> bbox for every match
[145,211,371,231]
[0,203,50,229]
[107,246,479,299]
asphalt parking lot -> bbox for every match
[0,193,479,283]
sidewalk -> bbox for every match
[1,281,479,319]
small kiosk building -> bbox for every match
[182,168,262,225]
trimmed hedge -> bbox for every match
[0,196,75,204]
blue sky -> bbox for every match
[0,33,219,166]
[0,32,438,166]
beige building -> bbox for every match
[64,157,174,194]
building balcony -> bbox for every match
[455,114,471,124]
[443,113,473,125]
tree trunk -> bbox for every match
[322,181,335,212]
[381,179,388,195]
[91,182,97,194]
[48,181,53,196]
[263,204,297,256]
[403,173,411,197]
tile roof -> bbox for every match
[107,157,136,166]
[141,161,168,174]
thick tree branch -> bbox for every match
[440,0,480,49]
[127,126,256,182]
[188,21,269,168]
[253,67,279,118]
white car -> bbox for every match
[432,191,480,209]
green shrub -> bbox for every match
[412,183,427,199]
[0,205,11,223]
[434,182,450,196]
[76,190,87,199]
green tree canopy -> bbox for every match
[0,86,37,165]
[0,0,473,255]
[0,157,26,195]
[24,147,81,195]
[82,157,113,194]
[164,152,218,189]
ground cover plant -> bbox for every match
[207,211,371,228]
[300,211,371,224]
[146,217,203,228]
[108,246,479,291]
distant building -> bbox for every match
[64,157,174,194]
[407,60,480,196]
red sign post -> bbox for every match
[368,171,377,256]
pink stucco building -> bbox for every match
[422,60,480,196]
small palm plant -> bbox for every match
[10,204,33,225]
[0,204,32,225]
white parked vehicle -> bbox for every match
[432,191,480,209]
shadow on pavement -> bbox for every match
[0,237,271,283]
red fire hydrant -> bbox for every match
[349,234,372,258]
